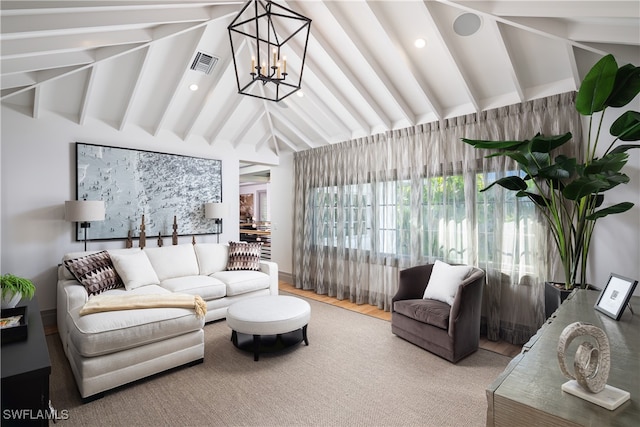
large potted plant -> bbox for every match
[462,54,639,316]
[1,274,36,309]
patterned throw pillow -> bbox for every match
[64,251,124,296]
[226,241,262,271]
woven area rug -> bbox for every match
[48,294,510,426]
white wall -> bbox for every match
[588,96,640,296]
[0,105,280,312]
[269,152,294,276]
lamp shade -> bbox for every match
[204,202,226,219]
[65,200,105,222]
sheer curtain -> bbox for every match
[293,93,581,344]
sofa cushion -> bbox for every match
[393,299,450,330]
[144,244,199,281]
[160,275,227,301]
[226,241,262,271]
[423,260,472,305]
[211,270,270,296]
[60,248,141,281]
[68,286,204,357]
[64,251,124,296]
[193,243,228,275]
[110,250,160,291]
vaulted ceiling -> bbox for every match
[2,1,639,155]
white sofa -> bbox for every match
[57,243,278,400]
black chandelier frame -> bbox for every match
[228,0,311,102]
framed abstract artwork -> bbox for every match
[75,142,222,241]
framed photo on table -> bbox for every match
[594,273,638,320]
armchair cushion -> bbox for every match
[393,299,450,330]
[423,260,472,305]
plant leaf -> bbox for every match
[610,144,640,154]
[610,111,640,141]
[587,202,633,220]
[563,176,609,200]
[516,191,548,208]
[528,132,573,153]
[606,64,640,108]
[584,153,628,175]
[461,138,526,150]
[576,54,618,115]
[482,176,528,192]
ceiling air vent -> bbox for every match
[190,52,218,75]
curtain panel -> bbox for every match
[293,92,582,344]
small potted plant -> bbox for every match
[1,274,36,309]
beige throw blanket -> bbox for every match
[80,294,207,319]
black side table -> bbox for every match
[1,296,51,426]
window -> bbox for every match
[312,169,537,273]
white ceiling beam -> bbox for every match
[449,1,639,19]
[0,28,152,60]
[566,44,581,92]
[268,107,315,149]
[119,47,152,131]
[206,92,245,144]
[254,132,274,153]
[436,0,615,57]
[231,108,266,148]
[79,66,97,125]
[289,1,391,131]
[283,40,371,135]
[153,26,207,136]
[32,85,41,119]
[183,39,243,140]
[0,10,234,100]
[492,20,524,103]
[273,129,299,152]
[323,1,415,127]
[367,1,444,121]
[282,102,333,146]
[0,72,36,90]
[0,7,213,39]
[1,51,94,75]
[421,0,480,113]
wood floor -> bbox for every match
[279,281,523,358]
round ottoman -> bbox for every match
[226,295,311,361]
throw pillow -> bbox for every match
[226,241,262,271]
[423,260,472,305]
[64,251,124,296]
[110,250,160,291]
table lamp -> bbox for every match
[65,200,105,251]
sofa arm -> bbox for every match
[259,260,279,295]
[392,264,434,309]
[448,268,484,337]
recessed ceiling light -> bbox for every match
[414,38,426,49]
[296,91,304,98]
[189,84,199,91]
[453,13,482,36]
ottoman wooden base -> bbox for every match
[226,295,311,361]
[230,325,308,361]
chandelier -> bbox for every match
[228,0,311,102]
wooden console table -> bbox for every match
[487,289,639,426]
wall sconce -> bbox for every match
[65,200,105,251]
[205,202,226,243]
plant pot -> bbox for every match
[544,282,573,319]
[1,291,22,309]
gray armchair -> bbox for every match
[391,263,485,363]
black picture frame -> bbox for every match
[594,273,638,320]
[75,142,222,241]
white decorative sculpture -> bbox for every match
[557,322,630,410]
